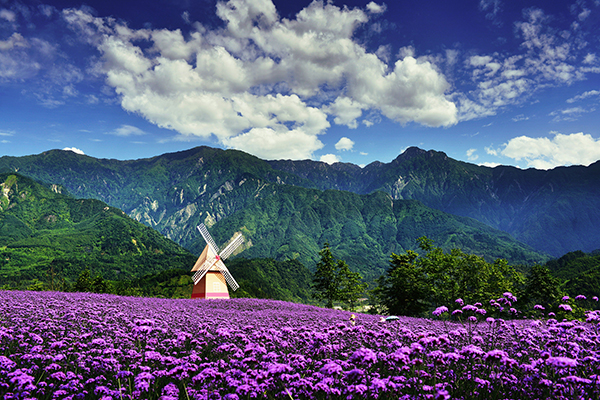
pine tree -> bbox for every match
[313,243,367,309]
[313,243,339,308]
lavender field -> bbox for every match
[1,290,599,399]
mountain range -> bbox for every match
[0,146,597,281]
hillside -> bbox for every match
[0,173,196,288]
[0,146,591,263]
[270,147,600,256]
[195,186,545,280]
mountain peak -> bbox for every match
[392,147,447,163]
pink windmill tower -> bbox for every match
[190,223,244,299]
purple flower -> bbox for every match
[562,295,570,302]
[575,295,586,301]
[533,304,545,310]
[547,356,577,368]
[320,361,343,375]
[349,348,377,365]
[455,298,464,306]
[593,296,599,301]
[432,306,449,316]
[559,304,573,312]
[503,292,517,302]
[451,309,463,316]
[161,382,179,397]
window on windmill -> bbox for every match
[213,282,220,292]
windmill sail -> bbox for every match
[197,223,220,253]
[215,261,240,291]
[192,258,216,285]
[219,233,244,261]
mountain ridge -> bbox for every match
[0,146,597,261]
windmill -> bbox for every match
[190,223,244,299]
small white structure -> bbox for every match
[190,224,243,299]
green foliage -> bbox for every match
[312,243,367,310]
[543,250,600,300]
[522,264,564,309]
[0,173,197,290]
[208,185,546,282]
[373,237,524,317]
[74,269,92,292]
[227,257,313,303]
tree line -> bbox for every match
[5,235,596,317]
[312,236,589,316]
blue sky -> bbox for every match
[1,0,599,169]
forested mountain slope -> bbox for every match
[0,173,196,287]
[0,146,594,261]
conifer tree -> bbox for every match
[313,243,366,309]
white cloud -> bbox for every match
[0,9,16,22]
[335,137,355,151]
[366,2,386,14]
[460,7,598,121]
[500,132,600,169]
[485,146,498,156]
[549,106,594,122]
[63,147,85,155]
[566,90,600,103]
[512,114,529,122]
[62,0,457,160]
[466,148,478,161]
[320,154,340,164]
[108,125,147,136]
[478,161,501,168]
[0,130,14,137]
[583,53,596,64]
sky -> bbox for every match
[1,0,600,169]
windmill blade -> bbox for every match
[197,224,220,254]
[218,233,244,261]
[192,257,217,285]
[215,261,240,291]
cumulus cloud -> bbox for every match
[335,137,355,151]
[499,132,600,169]
[62,0,457,160]
[63,147,85,155]
[320,154,341,164]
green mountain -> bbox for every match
[0,145,584,270]
[269,147,600,257]
[0,173,196,288]
[203,185,545,280]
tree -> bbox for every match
[373,250,430,316]
[523,264,563,309]
[313,243,367,309]
[313,243,339,308]
[91,274,108,294]
[74,269,92,292]
[373,237,523,317]
[337,260,367,311]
